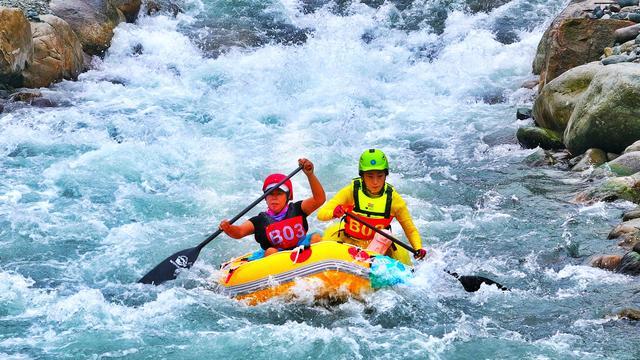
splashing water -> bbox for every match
[1,0,638,358]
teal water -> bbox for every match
[2,0,639,358]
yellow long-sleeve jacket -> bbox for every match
[317,183,423,250]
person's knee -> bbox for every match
[264,247,279,257]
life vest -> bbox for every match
[265,215,306,249]
[255,203,308,250]
[343,178,394,241]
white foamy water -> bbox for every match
[2,0,638,358]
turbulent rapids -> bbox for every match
[2,0,640,358]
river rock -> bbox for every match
[516,126,564,150]
[621,39,638,52]
[608,218,640,239]
[574,172,640,203]
[146,0,183,16]
[22,15,85,88]
[533,62,602,132]
[618,308,640,320]
[607,152,640,176]
[591,254,623,270]
[109,0,141,23]
[623,208,640,220]
[10,90,41,103]
[618,232,640,248]
[620,5,640,12]
[615,23,640,43]
[516,107,532,120]
[30,97,55,107]
[571,148,608,171]
[466,0,510,13]
[625,141,640,153]
[615,244,640,274]
[602,53,637,64]
[618,0,640,8]
[50,0,125,56]
[564,63,640,155]
[0,7,33,85]
[533,6,633,90]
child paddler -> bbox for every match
[219,158,326,259]
[317,149,427,265]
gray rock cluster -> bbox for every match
[0,0,50,19]
[590,0,640,23]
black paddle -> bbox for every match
[344,211,508,292]
[138,166,303,285]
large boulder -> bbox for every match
[564,63,640,155]
[0,7,33,85]
[50,0,125,56]
[22,15,85,88]
[533,0,634,90]
[532,62,602,132]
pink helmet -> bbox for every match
[262,173,293,200]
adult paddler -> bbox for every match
[317,149,427,265]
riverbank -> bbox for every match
[516,0,640,275]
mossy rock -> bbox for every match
[565,63,640,155]
[576,173,640,203]
[607,152,640,176]
[517,126,564,150]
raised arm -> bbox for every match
[299,158,326,215]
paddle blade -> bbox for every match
[138,246,201,285]
[457,275,508,292]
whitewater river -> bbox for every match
[2,0,639,358]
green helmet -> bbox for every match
[359,149,389,175]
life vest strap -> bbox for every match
[352,178,393,218]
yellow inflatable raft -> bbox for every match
[216,241,411,305]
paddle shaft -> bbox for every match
[196,165,304,251]
[344,211,418,255]
[344,211,507,291]
[138,165,303,284]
